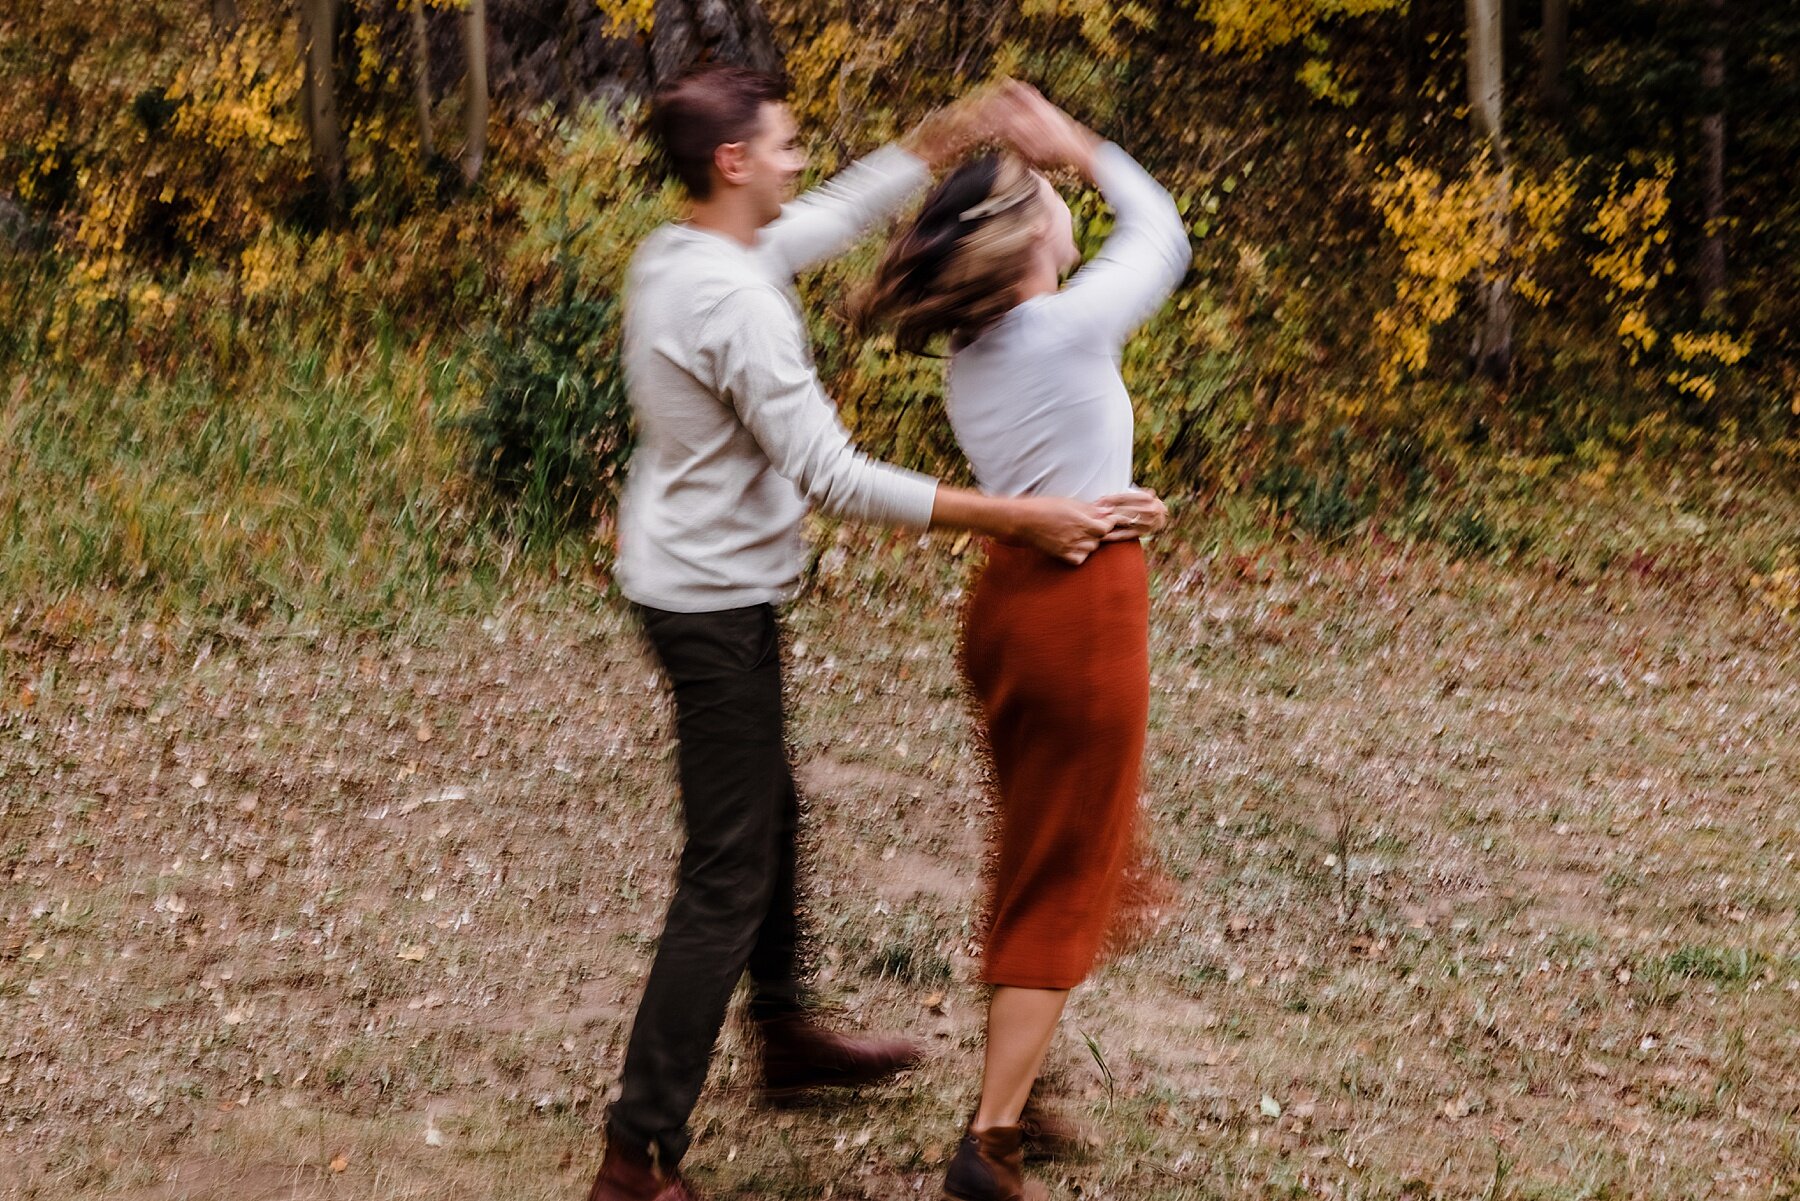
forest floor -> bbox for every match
[3,495,1798,1200]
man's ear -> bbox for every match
[714,140,752,188]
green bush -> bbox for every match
[1254,428,1365,539]
[463,203,632,547]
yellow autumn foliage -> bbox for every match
[595,0,656,34]
[1021,0,1155,56]
[1369,156,1575,386]
[1749,549,1800,622]
[1195,0,1406,55]
[2,0,1787,484]
[1587,162,1673,360]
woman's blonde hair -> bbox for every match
[853,153,1043,354]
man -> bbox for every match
[591,66,1116,1201]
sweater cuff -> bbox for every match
[870,466,940,530]
[1091,142,1139,199]
[868,142,931,185]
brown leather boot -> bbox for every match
[1018,1090,1092,1162]
[586,1137,700,1201]
[756,1012,921,1100]
[941,1125,1047,1201]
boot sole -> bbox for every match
[759,1063,918,1105]
[759,1077,908,1108]
[1023,1135,1093,1163]
[943,1170,1049,1201]
[758,1084,820,1108]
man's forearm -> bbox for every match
[757,146,929,277]
[928,485,1022,541]
[929,483,1115,565]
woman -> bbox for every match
[856,86,1189,1201]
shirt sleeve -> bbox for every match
[754,145,931,278]
[1038,142,1190,348]
[700,284,940,528]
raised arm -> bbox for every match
[756,93,1003,278]
[755,145,931,279]
[1048,142,1191,347]
[996,84,1189,347]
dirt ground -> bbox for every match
[3,527,1796,1200]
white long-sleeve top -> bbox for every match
[946,143,1189,503]
[617,146,941,612]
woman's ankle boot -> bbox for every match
[942,1124,1046,1201]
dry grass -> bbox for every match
[3,504,1798,1200]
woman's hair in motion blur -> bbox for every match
[853,153,1043,354]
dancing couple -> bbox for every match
[591,66,1188,1201]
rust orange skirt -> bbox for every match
[962,538,1150,990]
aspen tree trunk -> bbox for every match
[410,0,437,161]
[461,0,489,185]
[1467,0,1514,381]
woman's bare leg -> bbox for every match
[971,986,1070,1132]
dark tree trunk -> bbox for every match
[403,0,654,112]
[409,0,436,161]
[1403,0,1427,126]
[648,0,782,88]
[212,0,240,32]
[1538,0,1568,113]
[298,0,345,214]
[1698,0,1727,313]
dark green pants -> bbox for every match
[608,603,805,1167]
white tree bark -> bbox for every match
[462,0,490,185]
[1467,0,1505,146]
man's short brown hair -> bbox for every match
[648,66,789,200]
